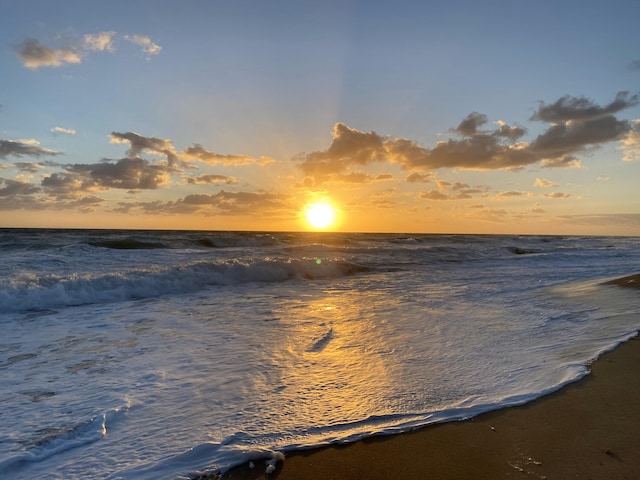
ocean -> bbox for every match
[1,229,638,479]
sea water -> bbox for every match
[0,229,638,479]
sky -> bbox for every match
[1,0,640,235]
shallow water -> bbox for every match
[1,230,638,478]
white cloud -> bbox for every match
[123,34,162,56]
[52,127,76,136]
[534,178,558,188]
[620,119,640,161]
[83,32,116,52]
[16,32,161,69]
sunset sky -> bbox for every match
[2,0,639,234]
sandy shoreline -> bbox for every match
[220,276,640,480]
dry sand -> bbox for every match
[221,276,640,480]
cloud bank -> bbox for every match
[297,91,638,185]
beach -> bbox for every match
[222,276,640,480]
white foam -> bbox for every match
[0,258,366,313]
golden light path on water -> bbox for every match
[248,285,402,440]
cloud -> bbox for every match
[68,157,172,190]
[186,174,237,185]
[52,127,76,136]
[298,90,638,184]
[419,189,473,201]
[453,112,488,136]
[183,144,273,166]
[529,115,630,156]
[0,139,60,159]
[83,32,115,52]
[110,132,179,165]
[0,178,40,197]
[530,205,546,214]
[297,121,537,179]
[534,178,558,188]
[619,119,640,161]
[123,34,162,56]
[530,91,639,122]
[41,172,87,194]
[405,172,434,183]
[497,190,526,197]
[543,192,571,199]
[419,189,449,200]
[14,162,45,173]
[16,31,161,69]
[15,38,81,69]
[116,190,294,216]
[297,123,386,183]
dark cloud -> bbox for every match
[529,115,630,156]
[15,38,81,69]
[0,139,60,159]
[543,192,571,199]
[405,172,434,183]
[110,132,179,165]
[116,190,294,216]
[183,144,272,166]
[454,112,488,136]
[419,189,473,201]
[0,178,40,197]
[494,121,527,141]
[530,91,639,122]
[41,173,86,194]
[399,134,537,170]
[419,190,450,200]
[297,121,538,179]
[14,162,45,173]
[186,174,237,185]
[299,90,636,183]
[297,123,386,179]
[68,157,172,190]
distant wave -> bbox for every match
[88,239,167,249]
[196,234,279,248]
[0,258,368,313]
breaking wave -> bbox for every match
[0,258,368,313]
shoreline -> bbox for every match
[220,275,640,479]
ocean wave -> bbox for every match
[0,404,128,476]
[88,239,168,249]
[0,258,368,313]
[196,233,279,248]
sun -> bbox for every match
[304,201,336,230]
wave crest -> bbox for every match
[0,258,368,313]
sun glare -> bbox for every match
[304,201,336,230]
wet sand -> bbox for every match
[221,276,640,480]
